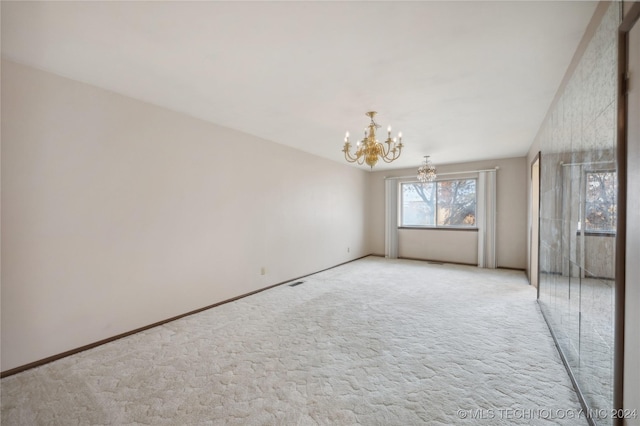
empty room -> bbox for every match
[1,1,639,425]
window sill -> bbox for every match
[399,227,479,232]
[576,231,616,237]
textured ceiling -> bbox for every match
[1,1,597,170]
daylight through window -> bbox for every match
[584,170,616,233]
[401,179,477,228]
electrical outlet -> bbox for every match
[347,247,350,253]
[260,267,266,275]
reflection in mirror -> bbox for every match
[540,159,616,424]
[535,5,619,422]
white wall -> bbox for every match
[0,60,370,372]
[368,157,528,269]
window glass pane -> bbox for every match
[436,179,476,226]
[585,171,616,232]
[401,182,436,226]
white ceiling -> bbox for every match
[1,1,597,170]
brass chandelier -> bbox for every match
[342,111,403,168]
[417,155,437,182]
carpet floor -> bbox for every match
[1,257,587,425]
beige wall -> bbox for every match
[0,60,370,372]
[398,229,478,265]
[368,157,528,269]
[0,60,533,374]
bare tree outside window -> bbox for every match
[437,180,476,226]
[401,182,436,226]
[401,179,476,227]
[585,171,616,232]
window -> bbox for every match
[584,171,616,233]
[401,179,477,228]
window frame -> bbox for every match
[582,168,617,236]
[399,178,478,230]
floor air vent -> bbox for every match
[289,281,304,287]
[428,261,444,265]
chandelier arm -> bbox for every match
[344,144,368,165]
[343,142,365,163]
[381,153,399,163]
[356,146,366,164]
[343,147,358,163]
[380,145,402,162]
[379,142,393,159]
[344,151,359,163]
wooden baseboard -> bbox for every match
[398,256,477,267]
[1,255,372,378]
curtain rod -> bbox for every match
[384,167,499,180]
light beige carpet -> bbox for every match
[1,257,587,425]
